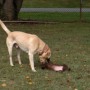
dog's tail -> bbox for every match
[0,20,11,34]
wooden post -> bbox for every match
[80,0,82,21]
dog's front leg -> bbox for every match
[28,52,36,72]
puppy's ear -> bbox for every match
[41,63,46,69]
[47,58,50,63]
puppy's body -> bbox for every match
[0,20,51,72]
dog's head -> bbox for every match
[39,49,51,69]
[40,58,50,69]
[39,44,51,69]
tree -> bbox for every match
[0,0,23,20]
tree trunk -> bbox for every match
[0,0,23,20]
[0,0,5,19]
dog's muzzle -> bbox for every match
[41,58,50,69]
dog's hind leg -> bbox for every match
[6,38,14,66]
[17,49,22,65]
[13,43,22,65]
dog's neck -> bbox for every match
[38,44,48,56]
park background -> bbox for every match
[20,0,90,22]
[0,0,90,90]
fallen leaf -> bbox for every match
[74,89,78,90]
[25,76,30,79]
[28,82,33,85]
[25,76,34,85]
[1,83,7,87]
[66,54,68,57]
[45,76,48,79]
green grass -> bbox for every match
[22,0,79,8]
[19,12,80,22]
[19,12,90,22]
[0,23,90,90]
[22,0,90,8]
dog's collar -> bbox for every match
[39,44,49,56]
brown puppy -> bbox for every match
[41,61,70,72]
[0,20,51,72]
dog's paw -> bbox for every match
[10,64,14,67]
[32,69,37,72]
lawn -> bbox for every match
[0,22,90,90]
[19,12,90,22]
[22,0,90,8]
[19,12,80,22]
[22,0,80,8]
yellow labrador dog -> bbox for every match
[0,20,51,72]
